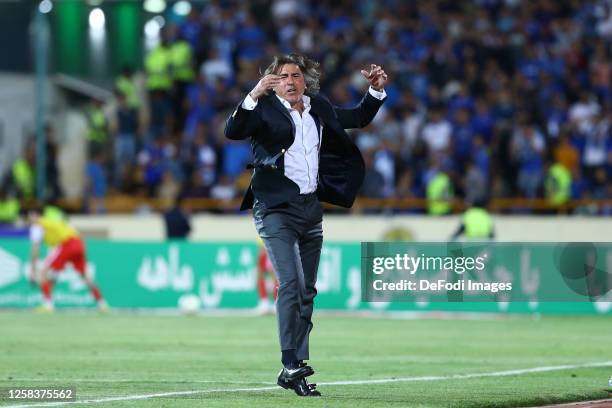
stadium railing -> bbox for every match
[29,196,612,215]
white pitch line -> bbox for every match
[6,379,275,385]
[4,360,612,408]
[321,360,612,385]
[1,387,279,408]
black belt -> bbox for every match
[295,192,318,201]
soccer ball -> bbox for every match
[178,294,201,315]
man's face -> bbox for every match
[274,64,306,105]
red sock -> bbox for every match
[90,285,103,301]
[272,284,278,300]
[41,281,53,301]
[257,276,267,299]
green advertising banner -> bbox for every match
[0,239,610,314]
[362,242,612,303]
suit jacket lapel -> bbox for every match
[311,95,345,133]
[309,95,329,124]
[310,94,350,145]
[268,94,296,140]
[269,93,291,119]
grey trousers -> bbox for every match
[253,193,323,361]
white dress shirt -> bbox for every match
[278,94,321,193]
[241,87,387,194]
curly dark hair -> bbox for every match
[263,53,321,94]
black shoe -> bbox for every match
[278,375,321,396]
[277,365,314,384]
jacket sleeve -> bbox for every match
[224,99,263,140]
[334,92,386,130]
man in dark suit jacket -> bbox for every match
[225,53,387,397]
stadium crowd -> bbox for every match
[1,0,611,219]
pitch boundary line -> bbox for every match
[6,379,274,385]
[4,360,612,408]
[322,360,612,385]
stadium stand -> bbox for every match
[2,0,611,215]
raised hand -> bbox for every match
[249,74,283,100]
[360,64,388,91]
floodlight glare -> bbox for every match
[153,15,166,27]
[38,0,53,14]
[143,0,166,14]
[173,1,192,16]
[144,18,161,38]
[89,8,105,30]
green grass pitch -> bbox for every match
[0,312,611,407]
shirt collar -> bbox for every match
[276,94,311,111]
